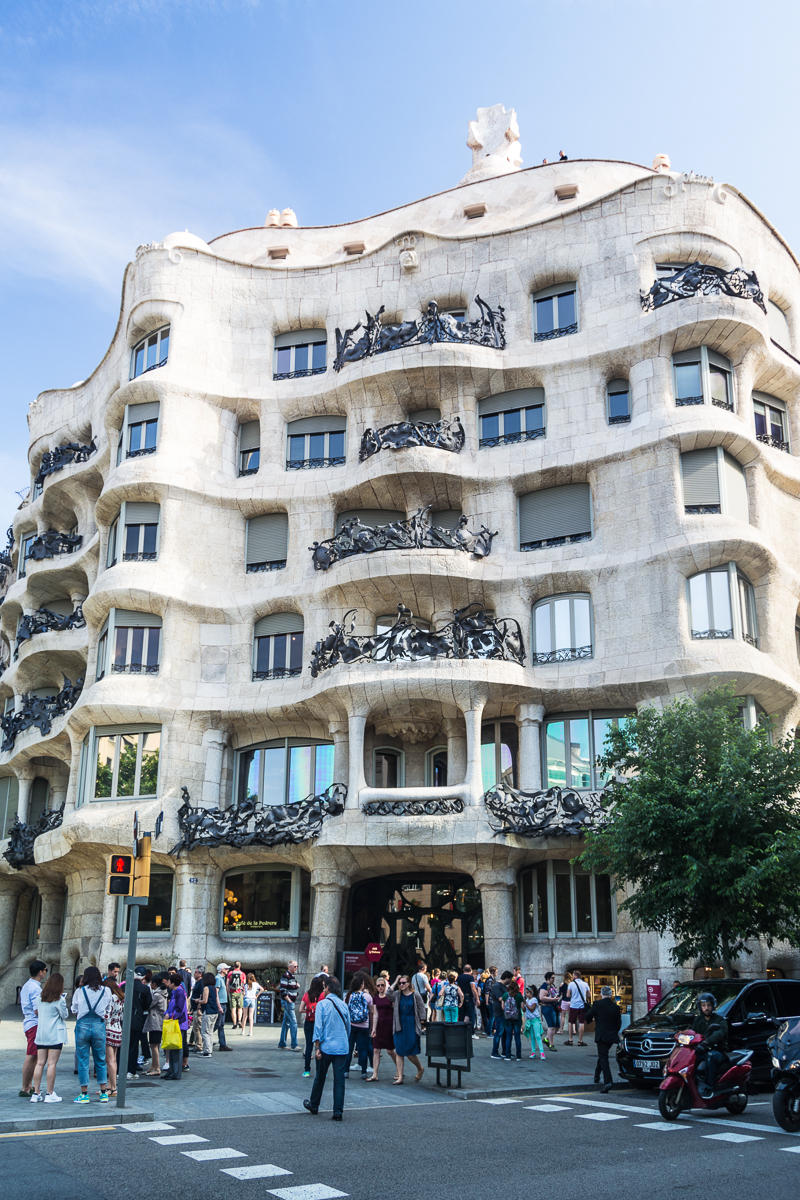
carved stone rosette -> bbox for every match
[640,261,766,314]
[170,783,347,854]
[309,505,497,571]
[483,780,607,838]
[334,295,506,371]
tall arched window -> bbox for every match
[373,747,404,788]
[425,747,448,786]
[253,613,303,680]
[481,721,518,790]
[532,594,593,664]
[687,564,758,646]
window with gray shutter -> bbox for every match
[478,389,545,447]
[518,484,592,550]
[246,513,288,572]
[286,415,346,469]
[430,509,461,531]
[110,610,161,674]
[681,449,721,513]
[274,329,327,379]
[335,509,404,534]
[122,502,160,561]
[412,408,441,424]
[239,421,260,476]
[722,453,749,524]
[125,401,160,458]
[253,612,304,679]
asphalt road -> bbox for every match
[3,1090,799,1200]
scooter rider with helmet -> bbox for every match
[694,992,729,1097]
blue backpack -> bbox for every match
[348,990,369,1023]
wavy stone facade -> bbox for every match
[2,118,800,1011]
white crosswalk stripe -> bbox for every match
[476,1097,520,1104]
[524,1103,571,1112]
[150,1134,208,1146]
[122,1122,176,1133]
[779,1146,800,1153]
[634,1122,692,1131]
[577,1112,627,1121]
[267,1187,348,1200]
[182,1148,247,1161]
[221,1165,293,1179]
[702,1133,763,1144]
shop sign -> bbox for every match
[646,978,662,1010]
[365,942,383,962]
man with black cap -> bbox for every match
[126,967,152,1079]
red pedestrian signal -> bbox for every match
[107,854,133,895]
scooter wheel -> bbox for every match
[725,1092,747,1115]
[773,1085,800,1133]
[658,1087,683,1121]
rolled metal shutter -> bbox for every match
[246,513,288,564]
[275,329,326,348]
[680,449,720,507]
[335,509,404,534]
[254,612,304,636]
[478,388,545,417]
[113,609,162,628]
[127,401,160,422]
[722,452,749,523]
[125,502,160,523]
[518,484,591,546]
[430,509,461,530]
[239,421,260,451]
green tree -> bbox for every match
[578,688,800,967]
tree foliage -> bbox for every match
[578,688,800,967]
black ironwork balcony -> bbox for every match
[310,506,497,571]
[534,322,578,342]
[2,804,65,870]
[286,455,345,471]
[757,433,790,452]
[359,415,465,461]
[0,676,83,753]
[111,663,159,675]
[25,530,83,563]
[0,526,14,570]
[126,446,157,459]
[484,780,606,838]
[171,782,346,854]
[273,366,327,381]
[641,262,766,314]
[363,798,465,816]
[608,413,631,425]
[676,395,704,407]
[685,504,721,515]
[691,628,734,639]
[14,602,85,658]
[520,531,591,552]
[252,665,302,681]
[34,437,97,488]
[246,559,286,574]
[532,644,592,665]
[122,551,158,562]
[743,632,759,648]
[334,295,505,371]
[479,428,545,449]
[712,398,735,412]
[238,466,259,476]
[310,602,524,676]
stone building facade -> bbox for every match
[2,109,799,1013]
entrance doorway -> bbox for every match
[349,874,484,979]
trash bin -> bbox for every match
[425,1021,473,1087]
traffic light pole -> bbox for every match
[116,896,148,1109]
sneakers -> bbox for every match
[73,1093,90,1104]
[98,1092,109,1103]
[19,1088,35,1098]
[29,1091,43,1102]
[490,1053,503,1060]
[302,1071,311,1078]
[540,1052,546,1060]
[529,1053,536,1059]
[44,1093,62,1103]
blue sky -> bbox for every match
[1,0,798,531]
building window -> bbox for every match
[18,533,36,579]
[373,747,404,788]
[481,720,518,790]
[606,379,630,424]
[478,389,545,448]
[245,513,288,572]
[97,610,161,680]
[680,448,748,520]
[222,866,310,935]
[544,712,629,790]
[425,747,448,787]
[107,502,160,567]
[753,392,789,452]
[286,416,346,469]
[130,326,170,379]
[253,613,303,680]
[518,484,592,551]
[235,738,334,808]
[117,402,160,463]
[28,889,42,945]
[84,726,161,802]
[273,330,327,380]
[239,421,260,475]
[533,594,593,664]
[0,776,19,839]
[738,695,769,734]
[533,284,578,341]
[687,564,758,646]
[672,348,734,411]
[116,868,174,936]
[767,300,791,349]
[27,777,50,825]
[520,862,615,937]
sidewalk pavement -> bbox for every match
[0,1010,618,1133]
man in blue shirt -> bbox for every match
[215,963,231,1051]
[303,976,351,1121]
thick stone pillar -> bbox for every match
[517,702,545,790]
[473,867,517,970]
[201,730,228,807]
[0,884,22,963]
[306,869,349,985]
[347,712,368,807]
[173,859,217,961]
[329,723,349,792]
[463,698,486,804]
[37,882,65,950]
[444,718,467,785]
[16,773,34,824]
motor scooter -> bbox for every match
[658,1029,752,1121]
[768,1016,800,1132]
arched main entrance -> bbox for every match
[349,874,484,978]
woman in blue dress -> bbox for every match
[391,973,427,1084]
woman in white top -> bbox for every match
[70,965,112,1103]
[31,972,68,1103]
[242,973,264,1036]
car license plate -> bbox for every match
[633,1058,661,1070]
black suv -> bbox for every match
[617,979,800,1086]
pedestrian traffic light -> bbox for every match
[107,854,133,895]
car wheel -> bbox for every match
[725,1092,748,1115]
[658,1086,683,1121]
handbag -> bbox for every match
[162,1017,182,1050]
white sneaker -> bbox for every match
[29,1092,43,1102]
[44,1092,62,1103]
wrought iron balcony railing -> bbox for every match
[126,446,157,459]
[111,663,159,675]
[0,676,83,753]
[640,262,766,314]
[334,295,505,371]
[484,780,607,838]
[531,645,592,665]
[359,415,465,461]
[757,433,790,452]
[691,628,734,639]
[246,559,286,574]
[252,666,302,681]
[712,398,735,412]
[534,322,578,342]
[520,531,591,552]
[685,504,721,515]
[14,603,85,658]
[34,437,97,488]
[273,366,327,381]
[675,396,704,407]
[171,782,346,853]
[2,804,65,870]
[310,506,497,571]
[286,455,345,470]
[479,428,545,449]
[25,530,83,563]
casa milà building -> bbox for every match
[2,106,799,1013]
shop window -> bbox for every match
[606,379,630,424]
[520,862,615,937]
[533,594,593,664]
[239,420,260,475]
[245,512,288,572]
[235,738,334,808]
[687,564,758,646]
[672,348,734,411]
[253,613,303,680]
[116,868,174,936]
[478,389,545,448]
[274,330,327,380]
[107,502,160,567]
[481,720,518,790]
[97,609,161,680]
[518,484,592,551]
[544,711,630,790]
[117,401,160,463]
[286,416,346,469]
[680,448,748,520]
[83,726,161,803]
[753,392,789,452]
[373,747,404,788]
[0,775,19,838]
[222,865,311,935]
[130,326,169,379]
[425,747,448,787]
[533,284,578,341]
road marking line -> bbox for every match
[476,1097,521,1105]
[779,1146,800,1153]
[267,1187,348,1200]
[555,1097,657,1116]
[557,1095,800,1137]
[0,1126,118,1139]
[576,1112,628,1122]
[702,1132,763,1144]
[182,1148,247,1162]
[634,1122,692,1132]
[122,1122,176,1133]
[221,1165,293,1180]
[524,1104,572,1112]
[150,1134,208,1146]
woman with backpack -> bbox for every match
[538,971,560,1050]
[299,975,325,1078]
[523,986,546,1060]
[71,965,111,1103]
[143,973,168,1074]
[428,968,443,1022]
[345,971,375,1080]
[31,972,68,1103]
[104,981,125,1094]
[441,971,463,1023]
[501,978,523,1061]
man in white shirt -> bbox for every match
[19,959,47,1097]
[567,969,590,1045]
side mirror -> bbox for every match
[745,1011,768,1023]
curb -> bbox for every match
[448,1082,634,1100]
[0,1109,155,1134]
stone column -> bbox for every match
[462,697,487,804]
[346,712,368,807]
[37,882,65,950]
[473,867,517,970]
[201,729,228,807]
[329,723,349,791]
[306,869,350,985]
[173,859,217,962]
[16,772,34,824]
[0,884,21,963]
[444,718,467,785]
[516,702,545,790]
